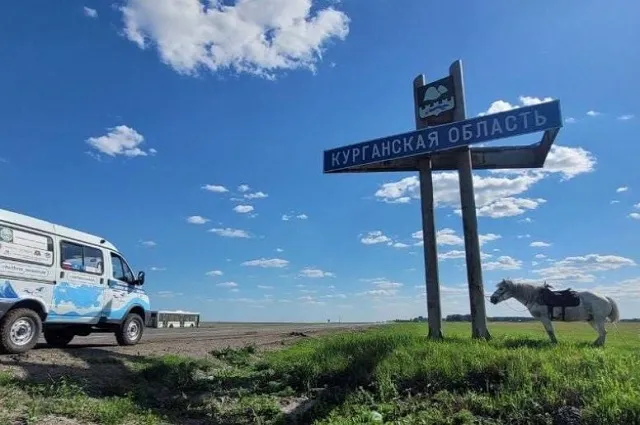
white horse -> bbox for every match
[489,279,620,346]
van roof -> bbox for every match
[0,208,118,252]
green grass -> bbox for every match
[1,322,639,424]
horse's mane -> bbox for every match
[500,279,545,304]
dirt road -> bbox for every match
[54,322,371,347]
[0,323,373,383]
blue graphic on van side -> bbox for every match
[49,282,102,317]
[0,281,19,299]
[103,297,150,320]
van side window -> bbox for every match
[110,253,134,283]
[0,224,54,266]
[60,241,104,275]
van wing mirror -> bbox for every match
[137,271,145,285]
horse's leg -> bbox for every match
[593,317,607,346]
[540,317,558,344]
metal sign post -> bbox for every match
[449,60,490,340]
[413,74,443,339]
[323,60,563,340]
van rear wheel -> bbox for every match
[44,329,74,347]
[0,308,42,354]
[116,312,144,346]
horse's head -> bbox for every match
[489,279,514,304]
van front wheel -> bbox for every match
[115,313,144,346]
[0,308,42,354]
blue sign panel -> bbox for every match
[323,100,562,173]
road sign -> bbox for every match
[323,100,562,173]
[415,75,456,126]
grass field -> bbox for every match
[1,321,639,424]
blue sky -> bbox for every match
[1,0,639,322]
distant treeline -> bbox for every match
[394,315,640,323]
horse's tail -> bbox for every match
[606,296,620,323]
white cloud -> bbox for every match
[206,270,223,276]
[245,191,268,199]
[479,233,502,245]
[83,6,98,18]
[412,228,501,246]
[233,204,255,214]
[359,289,398,297]
[534,254,547,259]
[617,114,635,121]
[140,240,156,247]
[298,296,326,306]
[635,203,640,209]
[209,227,251,238]
[186,215,209,224]
[616,186,629,193]
[282,212,308,221]
[119,0,350,79]
[216,281,238,288]
[360,230,391,245]
[257,285,274,289]
[374,145,594,217]
[474,197,546,218]
[483,255,522,271]
[436,228,464,246]
[391,242,410,249]
[369,278,403,289]
[564,117,577,124]
[610,200,620,204]
[517,234,531,239]
[86,125,152,158]
[238,184,250,192]
[533,254,636,283]
[519,96,554,106]
[543,145,597,180]
[150,266,166,271]
[299,267,335,278]
[202,184,228,193]
[242,258,289,268]
[322,293,347,299]
[590,277,640,299]
[519,218,533,223]
[586,110,601,117]
[438,250,466,260]
[479,100,516,116]
[376,171,542,211]
[438,250,492,261]
[629,213,640,220]
[530,241,552,247]
[478,95,553,116]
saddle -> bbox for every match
[540,282,580,321]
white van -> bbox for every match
[0,208,151,354]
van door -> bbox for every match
[49,240,106,323]
[102,251,138,322]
